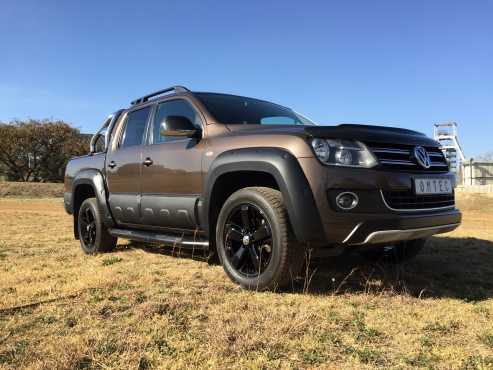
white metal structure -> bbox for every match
[433,122,466,175]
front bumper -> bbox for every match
[350,223,460,245]
[298,157,462,246]
[340,209,461,245]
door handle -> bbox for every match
[143,158,153,167]
[108,161,117,168]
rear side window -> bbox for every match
[152,99,201,144]
[120,107,151,148]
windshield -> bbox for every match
[194,92,316,125]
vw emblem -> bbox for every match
[414,146,431,169]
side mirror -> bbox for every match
[160,116,200,138]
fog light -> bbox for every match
[336,192,359,210]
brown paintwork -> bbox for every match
[103,93,314,201]
[65,88,461,245]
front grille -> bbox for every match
[365,142,449,172]
[382,189,455,210]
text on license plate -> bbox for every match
[414,178,453,195]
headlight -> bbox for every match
[311,138,331,163]
[310,138,377,168]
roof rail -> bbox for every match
[130,85,190,105]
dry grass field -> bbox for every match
[0,182,64,198]
[1,192,493,369]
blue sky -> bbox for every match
[1,0,492,157]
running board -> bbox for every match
[108,228,209,250]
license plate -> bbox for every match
[414,178,453,195]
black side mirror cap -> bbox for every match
[160,116,200,138]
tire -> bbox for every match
[215,187,305,290]
[77,198,117,254]
[359,238,427,263]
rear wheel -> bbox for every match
[78,198,117,254]
[216,187,305,290]
[359,238,427,263]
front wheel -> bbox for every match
[78,198,117,254]
[359,238,427,263]
[216,187,305,291]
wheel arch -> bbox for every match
[202,148,323,246]
[71,169,114,239]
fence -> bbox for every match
[462,161,493,186]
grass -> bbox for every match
[102,256,123,266]
[0,194,493,369]
[0,181,64,198]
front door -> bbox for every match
[106,105,152,225]
[140,98,205,230]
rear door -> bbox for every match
[106,106,152,225]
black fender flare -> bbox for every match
[71,169,115,228]
[202,148,323,243]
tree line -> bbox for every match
[0,119,90,182]
[476,152,493,161]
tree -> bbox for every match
[0,119,90,182]
[476,151,493,162]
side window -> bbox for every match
[260,116,296,125]
[93,130,106,152]
[152,100,201,144]
[120,107,151,148]
[90,117,111,153]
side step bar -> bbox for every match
[108,228,209,250]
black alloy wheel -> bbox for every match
[223,203,273,277]
[77,198,117,254]
[216,187,306,290]
[79,205,97,249]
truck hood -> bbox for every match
[225,123,440,147]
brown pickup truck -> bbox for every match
[64,86,461,290]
